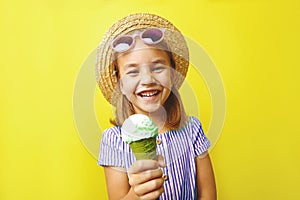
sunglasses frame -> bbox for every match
[110,28,165,53]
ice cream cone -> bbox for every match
[129,137,157,160]
[121,114,158,160]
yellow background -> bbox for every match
[1,0,300,199]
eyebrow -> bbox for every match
[122,57,168,69]
[123,63,139,69]
[151,58,168,64]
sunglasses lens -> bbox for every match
[141,28,164,44]
[112,36,133,52]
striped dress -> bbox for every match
[98,116,211,199]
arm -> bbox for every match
[103,159,165,200]
[103,166,137,200]
[196,153,217,200]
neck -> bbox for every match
[148,107,169,134]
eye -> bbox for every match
[152,65,166,72]
[126,69,139,76]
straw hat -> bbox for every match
[96,13,189,105]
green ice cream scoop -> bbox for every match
[121,114,158,160]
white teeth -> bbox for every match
[139,90,159,97]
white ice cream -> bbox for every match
[121,114,158,144]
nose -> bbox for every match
[140,66,154,85]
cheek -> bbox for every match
[156,71,172,89]
[119,76,137,94]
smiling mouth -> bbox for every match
[137,90,160,98]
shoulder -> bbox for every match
[188,116,202,126]
[187,116,206,135]
[103,126,121,136]
[172,116,203,134]
[101,126,122,145]
[180,116,202,131]
[98,126,132,168]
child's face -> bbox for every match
[117,39,172,115]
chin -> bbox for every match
[135,103,162,114]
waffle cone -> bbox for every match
[129,137,157,160]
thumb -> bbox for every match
[157,155,166,168]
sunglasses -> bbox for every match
[111,28,165,53]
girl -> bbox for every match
[96,13,216,200]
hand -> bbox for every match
[128,156,166,200]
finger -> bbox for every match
[157,155,166,168]
[133,176,165,196]
[128,160,159,174]
[139,185,165,200]
[129,168,163,186]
